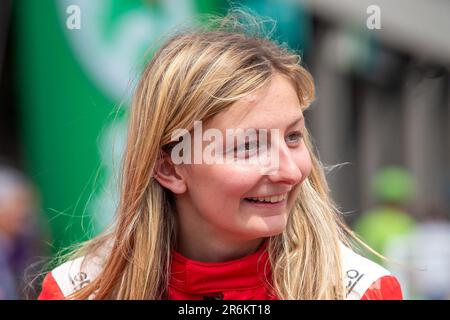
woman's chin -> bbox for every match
[252,214,288,237]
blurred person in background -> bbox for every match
[353,166,417,265]
[385,203,450,299]
[0,165,46,299]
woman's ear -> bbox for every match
[153,152,187,194]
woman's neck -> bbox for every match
[175,235,266,263]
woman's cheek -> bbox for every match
[302,154,312,182]
[295,147,312,184]
[218,164,263,188]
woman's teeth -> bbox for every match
[246,193,288,203]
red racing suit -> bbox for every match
[38,242,402,300]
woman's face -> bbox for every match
[174,73,312,244]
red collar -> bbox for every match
[169,241,271,294]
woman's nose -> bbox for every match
[266,142,303,186]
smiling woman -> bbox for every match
[38,8,402,300]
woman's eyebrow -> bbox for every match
[235,114,304,132]
[287,114,304,128]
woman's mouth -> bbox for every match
[243,193,288,207]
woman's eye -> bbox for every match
[235,140,258,157]
[286,132,303,144]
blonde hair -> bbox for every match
[65,9,362,300]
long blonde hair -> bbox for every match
[66,9,360,300]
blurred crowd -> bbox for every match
[0,165,48,299]
[353,166,450,299]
